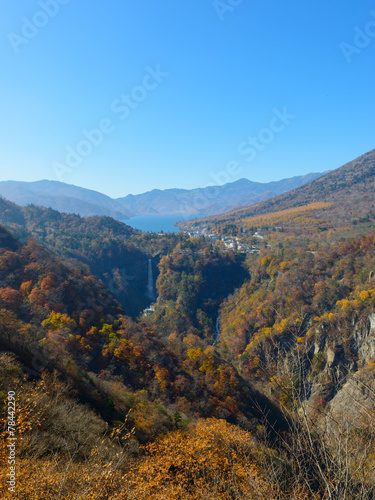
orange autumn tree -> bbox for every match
[0,288,22,312]
[128,418,278,499]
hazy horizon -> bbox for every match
[0,168,331,199]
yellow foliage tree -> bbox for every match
[128,418,278,499]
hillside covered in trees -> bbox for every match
[2,149,375,498]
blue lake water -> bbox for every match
[124,215,185,233]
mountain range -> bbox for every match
[116,172,325,217]
[0,172,325,219]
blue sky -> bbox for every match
[0,0,374,198]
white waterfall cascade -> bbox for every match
[213,316,220,343]
[146,258,155,300]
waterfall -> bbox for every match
[146,258,154,300]
[214,316,220,343]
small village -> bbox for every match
[179,224,264,254]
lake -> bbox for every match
[124,215,185,233]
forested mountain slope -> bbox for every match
[188,148,375,232]
[0,197,179,316]
[0,224,284,432]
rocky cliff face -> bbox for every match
[305,312,375,430]
[354,313,375,363]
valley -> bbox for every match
[1,149,375,498]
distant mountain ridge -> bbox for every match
[0,180,131,220]
[0,172,325,219]
[116,173,326,216]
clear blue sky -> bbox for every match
[0,0,374,197]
